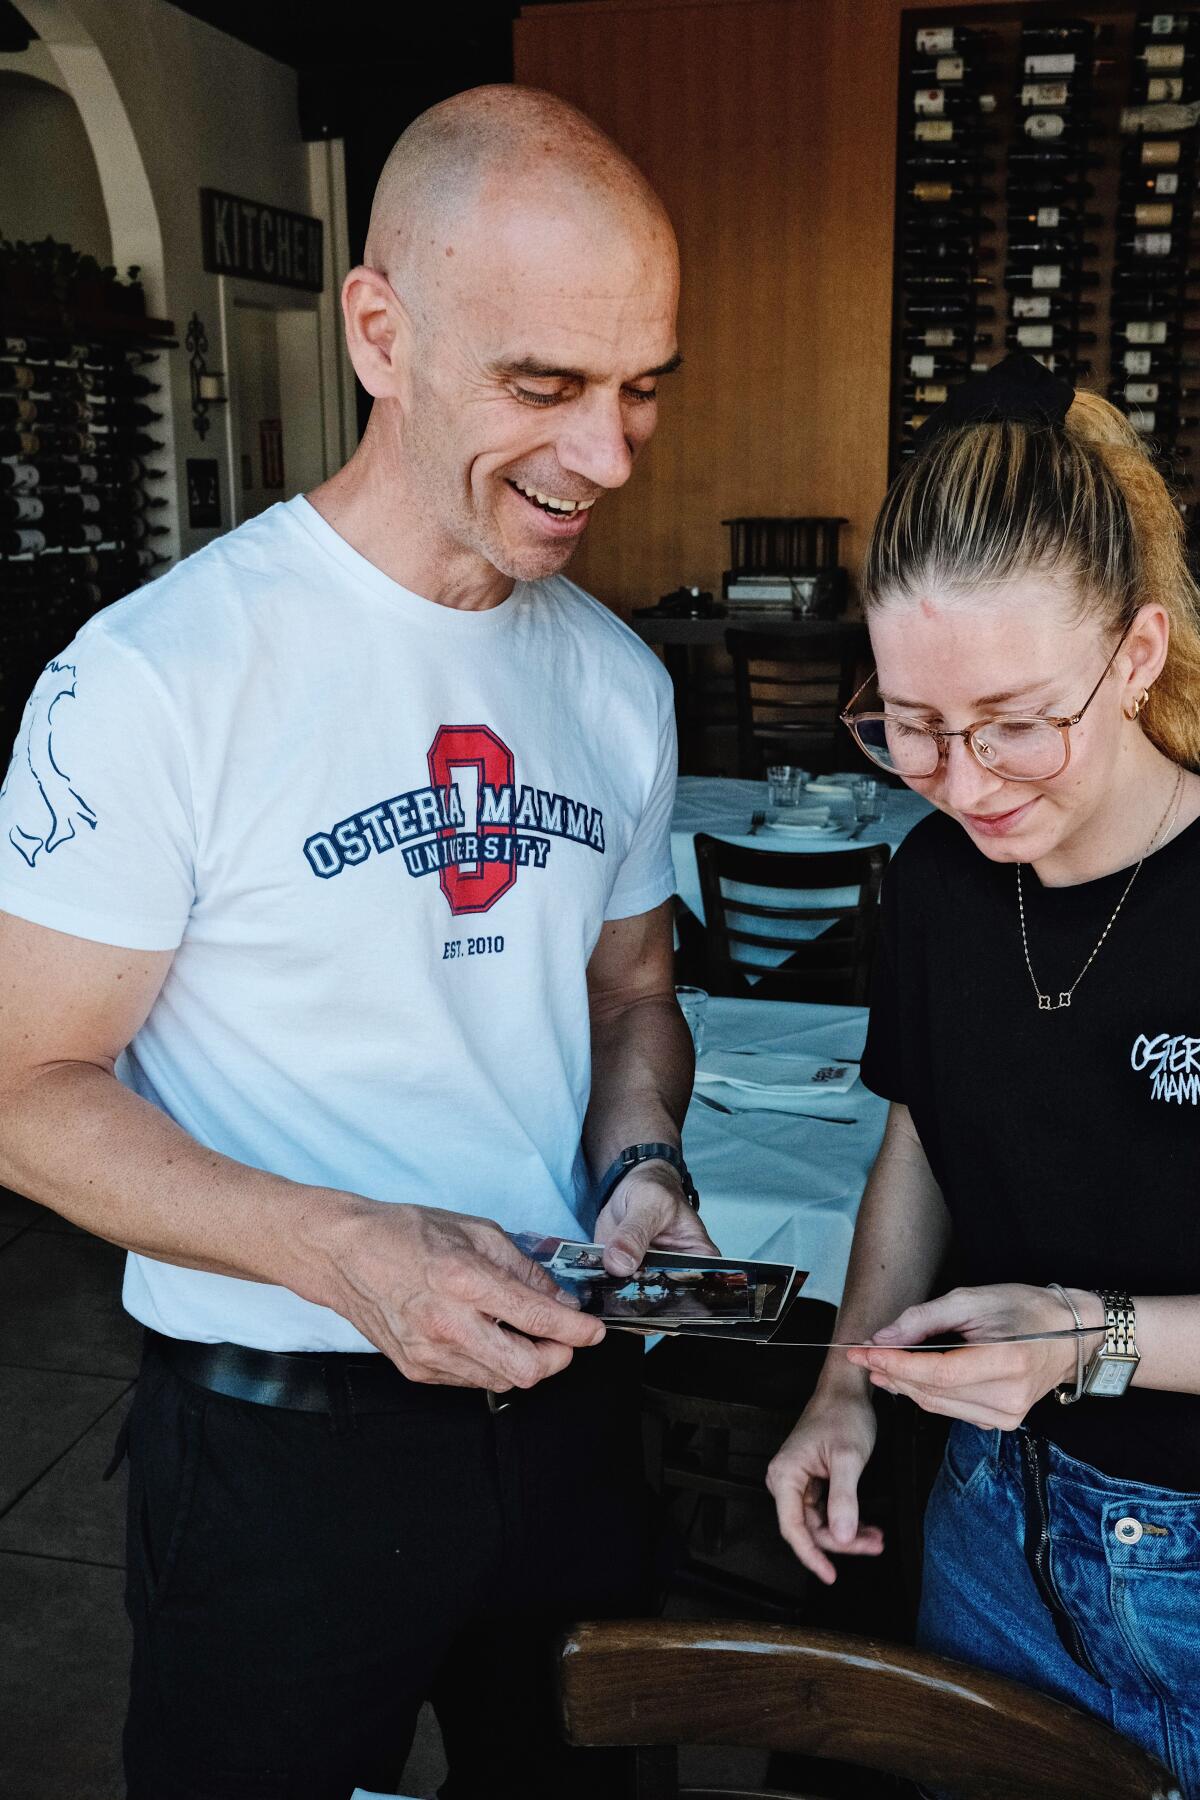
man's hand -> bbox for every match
[594,1162,718,1276]
[325,1201,606,1389]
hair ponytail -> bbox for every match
[1063,391,1200,767]
[863,389,1200,769]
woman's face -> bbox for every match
[868,574,1150,867]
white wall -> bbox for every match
[0,69,111,262]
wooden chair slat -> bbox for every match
[557,1620,1180,1800]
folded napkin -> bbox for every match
[694,1050,857,1109]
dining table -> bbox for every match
[680,995,885,1309]
[671,775,935,930]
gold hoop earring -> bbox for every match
[1125,687,1150,721]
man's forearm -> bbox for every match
[583,993,693,1179]
[0,1061,370,1307]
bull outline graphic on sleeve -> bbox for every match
[0,660,97,868]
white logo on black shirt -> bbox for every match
[1131,1033,1200,1105]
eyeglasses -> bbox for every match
[840,624,1132,783]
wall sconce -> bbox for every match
[186,311,227,439]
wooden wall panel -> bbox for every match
[513,0,1002,619]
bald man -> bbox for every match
[0,87,713,1800]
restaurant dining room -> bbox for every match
[1,0,1198,1796]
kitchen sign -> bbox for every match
[200,188,323,293]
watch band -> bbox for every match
[593,1142,700,1214]
[1080,1289,1139,1399]
[1096,1290,1138,1358]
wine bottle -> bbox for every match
[0,527,47,556]
[1007,203,1103,232]
[1120,101,1200,135]
[1114,346,1200,377]
[1110,379,1199,406]
[909,324,990,350]
[1007,320,1095,350]
[0,364,37,393]
[908,179,996,204]
[1114,230,1197,258]
[0,428,40,458]
[912,119,998,146]
[1010,293,1095,321]
[1022,113,1100,143]
[901,381,952,405]
[901,239,995,266]
[1121,167,1193,199]
[1008,145,1103,172]
[1135,14,1200,43]
[915,24,993,55]
[1005,265,1101,293]
[0,395,37,427]
[1028,353,1093,376]
[1007,235,1101,260]
[1117,200,1188,228]
[1110,318,1200,345]
[905,350,978,378]
[1127,406,1200,434]
[0,494,45,525]
[912,88,997,118]
[50,491,103,522]
[904,300,996,321]
[1135,43,1198,74]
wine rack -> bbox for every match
[893,9,1200,542]
[895,20,1000,459]
[0,318,175,738]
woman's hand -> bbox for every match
[766,1381,884,1585]
[846,1283,1103,1430]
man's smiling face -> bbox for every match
[399,183,681,583]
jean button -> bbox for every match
[1115,1516,1143,1544]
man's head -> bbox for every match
[344,85,680,584]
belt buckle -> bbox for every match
[486,1389,513,1415]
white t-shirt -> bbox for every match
[0,496,677,1350]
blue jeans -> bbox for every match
[918,1421,1198,1798]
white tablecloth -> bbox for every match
[671,776,933,928]
[681,996,885,1308]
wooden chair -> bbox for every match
[695,835,889,1005]
[726,629,862,777]
[556,1619,1182,1800]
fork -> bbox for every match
[747,810,766,836]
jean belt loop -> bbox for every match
[323,1357,357,1438]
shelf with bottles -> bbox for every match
[0,314,174,707]
[1107,9,1200,480]
[894,16,1002,465]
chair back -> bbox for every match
[695,835,888,1005]
[726,629,861,777]
[557,1619,1181,1800]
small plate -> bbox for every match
[763,819,844,837]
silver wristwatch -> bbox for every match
[1080,1290,1139,1399]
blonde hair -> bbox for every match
[863,390,1200,767]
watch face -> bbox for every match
[1086,1352,1138,1398]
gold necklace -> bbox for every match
[1016,766,1184,1012]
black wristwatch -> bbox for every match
[593,1142,700,1214]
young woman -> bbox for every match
[767,353,1200,1793]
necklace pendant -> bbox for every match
[1057,992,1072,1009]
[1038,994,1052,1010]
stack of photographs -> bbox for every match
[513,1235,808,1344]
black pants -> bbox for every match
[120,1331,651,1800]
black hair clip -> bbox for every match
[911,350,1074,450]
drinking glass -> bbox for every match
[852,777,884,829]
[766,765,808,815]
[675,985,709,1057]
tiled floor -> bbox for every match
[0,1190,860,1798]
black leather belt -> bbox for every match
[147,1328,508,1414]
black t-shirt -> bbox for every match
[861,807,1200,1490]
